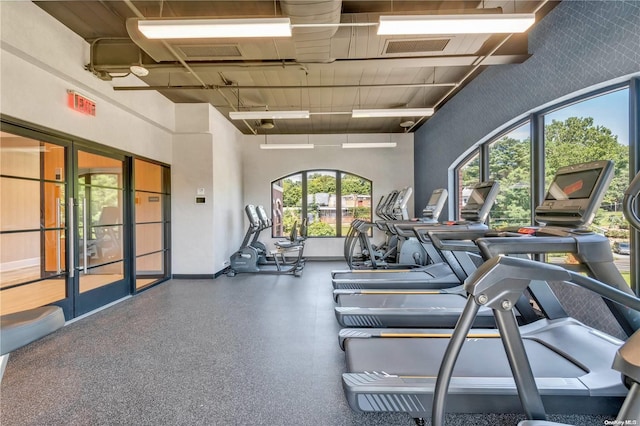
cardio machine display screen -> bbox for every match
[465,185,491,207]
[545,168,603,200]
[427,191,443,206]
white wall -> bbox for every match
[0,2,244,276]
[172,104,244,274]
[1,1,408,270]
[241,133,414,257]
[0,1,173,162]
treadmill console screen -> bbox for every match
[545,169,602,200]
[536,160,614,227]
[427,190,443,206]
[465,186,491,207]
[460,181,499,223]
[422,188,447,221]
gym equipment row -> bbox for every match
[332,160,640,425]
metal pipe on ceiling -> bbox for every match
[113,82,458,91]
[122,0,257,134]
[405,0,551,133]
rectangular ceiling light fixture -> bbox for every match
[230,110,310,120]
[260,144,315,150]
[342,142,397,149]
[377,14,536,35]
[138,18,292,39]
[352,108,435,118]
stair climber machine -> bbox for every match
[349,187,414,269]
[331,180,500,290]
[347,191,400,266]
[340,160,640,424]
[342,188,447,271]
[388,188,449,267]
[227,204,305,277]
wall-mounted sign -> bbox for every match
[67,90,96,116]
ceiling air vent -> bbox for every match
[384,38,450,55]
[175,44,242,60]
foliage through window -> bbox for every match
[272,170,372,238]
[453,86,631,284]
[457,152,479,220]
[488,123,531,228]
[543,88,630,280]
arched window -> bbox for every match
[452,84,632,285]
[271,170,372,238]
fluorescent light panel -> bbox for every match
[230,110,310,120]
[352,108,434,118]
[138,17,292,39]
[377,14,536,35]
[260,144,314,150]
[342,142,397,149]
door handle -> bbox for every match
[83,198,88,274]
[56,199,62,274]
[68,198,75,278]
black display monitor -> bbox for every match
[536,160,614,226]
[460,181,500,223]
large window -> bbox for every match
[488,122,531,228]
[456,151,479,220]
[543,88,630,281]
[452,84,633,287]
[271,170,372,238]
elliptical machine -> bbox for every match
[227,204,305,277]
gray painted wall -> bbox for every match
[414,0,640,218]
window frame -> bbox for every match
[451,77,639,294]
[270,169,372,238]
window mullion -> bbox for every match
[301,172,308,233]
[336,172,342,237]
[629,77,640,295]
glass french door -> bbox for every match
[1,119,172,319]
[71,148,129,316]
[0,130,70,316]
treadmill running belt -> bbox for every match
[345,338,587,377]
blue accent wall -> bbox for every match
[414,0,640,218]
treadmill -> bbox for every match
[331,181,500,289]
[428,256,640,426]
[333,161,611,328]
[341,160,640,423]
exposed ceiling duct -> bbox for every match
[35,0,557,135]
[281,0,342,63]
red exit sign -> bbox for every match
[67,90,96,116]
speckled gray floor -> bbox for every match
[0,261,614,425]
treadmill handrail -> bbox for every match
[425,229,488,250]
[393,223,422,238]
[433,256,570,426]
[434,256,640,426]
[414,227,486,245]
[475,235,578,259]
